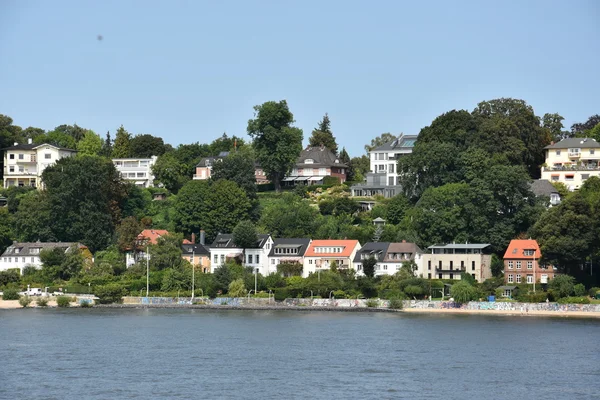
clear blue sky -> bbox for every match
[1,0,598,156]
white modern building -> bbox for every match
[421,243,492,283]
[541,137,600,191]
[209,233,273,276]
[112,156,158,188]
[351,133,417,198]
[0,241,86,274]
[2,140,77,189]
[354,241,423,277]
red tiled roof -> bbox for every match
[304,240,359,257]
[503,239,541,259]
[137,229,170,245]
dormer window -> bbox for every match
[304,159,314,164]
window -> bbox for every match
[220,255,225,263]
[309,259,313,264]
[527,261,532,269]
[582,174,590,180]
[357,265,362,270]
[190,256,194,263]
[305,168,313,175]
[256,255,260,264]
[428,260,431,270]
[9,154,14,159]
[508,261,513,269]
[449,273,453,280]
[565,175,574,181]
[213,255,218,264]
[527,275,533,284]
[304,159,314,164]
[18,154,24,160]
[30,248,40,254]
[508,274,514,283]
[137,172,145,178]
[139,160,149,166]
[471,261,475,271]
[383,265,387,270]
[516,275,522,283]
[428,273,431,279]
[516,261,522,269]
[461,260,465,269]
[319,168,326,175]
[471,274,475,279]
[389,164,394,173]
[551,175,559,182]
[271,259,275,265]
[450,261,453,269]
[556,150,561,156]
[45,153,51,159]
[31,257,34,263]
[438,273,442,279]
[248,255,253,264]
[9,166,14,172]
[590,149,595,155]
[19,166,24,172]
[438,260,442,269]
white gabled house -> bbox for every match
[209,233,273,276]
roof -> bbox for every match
[181,243,210,256]
[296,147,348,168]
[1,142,76,152]
[503,239,541,259]
[544,138,600,149]
[196,152,230,167]
[385,242,422,260]
[305,240,360,258]
[268,238,311,257]
[529,179,559,197]
[353,242,389,262]
[428,243,490,250]
[1,242,85,257]
[210,233,271,249]
[372,134,418,152]
[137,229,170,245]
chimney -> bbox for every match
[200,230,205,245]
[402,240,406,243]
[28,138,32,144]
[191,232,196,244]
[13,142,18,146]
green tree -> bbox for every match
[542,112,569,141]
[308,113,338,153]
[386,194,410,225]
[362,256,377,278]
[247,100,303,192]
[33,130,77,149]
[0,208,13,255]
[99,131,113,157]
[365,133,396,153]
[13,190,56,242]
[129,134,166,158]
[228,278,247,297]
[571,115,600,136]
[209,133,245,155]
[233,220,258,265]
[450,281,476,303]
[151,152,190,193]
[211,148,258,203]
[259,193,320,238]
[76,130,103,156]
[276,262,303,277]
[112,125,131,158]
[490,254,504,277]
[53,124,87,142]
[116,217,143,252]
[94,283,126,304]
[549,275,575,298]
[347,155,370,182]
[149,234,185,271]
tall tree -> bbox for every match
[112,125,131,158]
[116,217,143,252]
[362,256,377,278]
[209,133,246,155]
[33,130,77,149]
[542,113,569,141]
[247,100,303,192]
[210,148,258,200]
[364,133,396,153]
[259,193,321,238]
[99,131,113,157]
[151,153,190,193]
[571,114,600,136]
[76,130,103,156]
[54,124,87,142]
[309,113,338,153]
[129,134,166,158]
[233,220,258,265]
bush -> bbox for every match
[589,287,600,298]
[36,297,49,307]
[273,288,290,302]
[256,183,275,192]
[56,296,71,307]
[573,283,586,297]
[19,296,32,308]
[450,281,476,304]
[94,283,126,304]
[366,299,379,308]
[2,287,20,300]
[520,291,549,303]
[388,298,403,310]
[80,300,93,308]
[549,275,575,298]
[332,290,346,299]
[557,296,591,304]
[323,176,341,186]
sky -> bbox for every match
[0,0,599,156]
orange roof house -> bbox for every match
[502,239,557,285]
[302,240,361,278]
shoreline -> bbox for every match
[2,300,600,318]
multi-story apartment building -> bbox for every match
[503,239,557,285]
[541,137,600,191]
[354,241,423,277]
[422,243,492,283]
[302,240,361,278]
[2,140,77,189]
[284,146,348,185]
[209,233,273,276]
[0,241,88,274]
[112,156,158,188]
[351,133,417,198]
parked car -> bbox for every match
[25,288,43,296]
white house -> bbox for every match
[209,233,273,276]
[302,239,361,278]
[0,241,87,274]
[354,241,423,277]
[540,137,600,191]
[112,156,158,188]
[2,140,77,189]
[267,238,311,273]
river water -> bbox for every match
[0,308,599,399]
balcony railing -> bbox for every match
[568,152,581,158]
[543,164,600,172]
[435,267,466,273]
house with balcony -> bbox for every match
[267,238,311,274]
[354,241,423,277]
[282,146,348,186]
[541,137,600,191]
[112,156,158,187]
[351,133,417,198]
[209,233,273,276]
[302,240,361,278]
[422,243,492,283]
[503,239,557,285]
[0,241,89,274]
[2,140,77,189]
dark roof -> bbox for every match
[353,242,390,263]
[296,147,347,168]
[428,243,490,250]
[196,157,219,167]
[544,138,600,149]
[1,142,76,152]
[529,179,559,197]
[181,244,210,256]
[1,242,84,257]
[268,238,311,257]
[372,134,418,152]
[210,233,271,249]
[386,242,423,260]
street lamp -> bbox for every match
[247,290,254,302]
[191,250,195,301]
[254,268,258,294]
[146,245,150,298]
[532,248,536,293]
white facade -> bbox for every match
[210,235,273,276]
[541,138,600,191]
[3,141,76,189]
[0,242,81,274]
[112,156,158,188]
[369,134,417,187]
[302,241,361,278]
[421,244,492,283]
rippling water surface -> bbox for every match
[1,308,599,399]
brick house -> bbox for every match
[503,239,557,285]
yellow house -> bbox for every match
[541,138,600,190]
